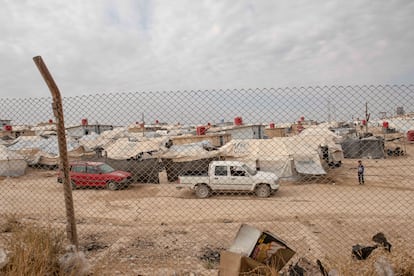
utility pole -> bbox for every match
[142,112,145,137]
[365,102,370,133]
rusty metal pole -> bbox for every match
[33,56,79,249]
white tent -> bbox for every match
[159,140,220,162]
[78,131,112,150]
[103,137,170,160]
[7,136,94,166]
[298,125,344,162]
[0,145,27,176]
[218,137,330,178]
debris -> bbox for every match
[352,244,378,260]
[386,147,404,157]
[317,259,329,276]
[84,241,108,251]
[288,261,304,276]
[372,232,392,252]
[199,246,224,264]
[287,258,327,276]
[59,245,91,276]
[220,224,295,275]
[0,248,8,270]
[374,256,394,276]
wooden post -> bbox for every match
[32,56,79,249]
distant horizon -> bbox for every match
[1,85,413,127]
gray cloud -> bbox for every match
[0,0,413,99]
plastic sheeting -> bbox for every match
[0,145,27,176]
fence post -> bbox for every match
[32,56,79,249]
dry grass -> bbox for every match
[0,214,66,276]
[238,247,414,276]
[323,248,414,276]
[1,214,414,275]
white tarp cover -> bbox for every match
[218,137,328,178]
[78,132,112,150]
[6,136,93,165]
[103,137,169,160]
[159,140,220,162]
[0,145,27,176]
[298,126,344,162]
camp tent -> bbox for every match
[7,135,94,166]
[158,140,219,162]
[159,140,220,182]
[0,145,27,176]
[298,125,344,163]
[218,136,337,179]
[90,137,170,183]
[102,137,169,160]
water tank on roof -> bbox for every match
[269,123,275,129]
[196,126,206,135]
[382,121,389,128]
[407,130,414,141]
[3,125,12,131]
[234,117,243,125]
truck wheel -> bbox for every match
[195,184,211,198]
[255,184,271,198]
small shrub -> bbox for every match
[1,221,66,275]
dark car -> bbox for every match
[57,161,133,190]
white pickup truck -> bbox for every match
[176,161,280,198]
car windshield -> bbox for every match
[242,164,257,175]
[98,163,116,173]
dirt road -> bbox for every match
[1,145,414,274]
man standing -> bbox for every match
[358,160,365,185]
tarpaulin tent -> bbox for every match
[7,135,94,167]
[90,137,170,183]
[298,125,344,163]
[159,141,220,182]
[0,145,27,176]
[218,136,336,179]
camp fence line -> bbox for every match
[1,84,414,274]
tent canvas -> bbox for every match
[7,136,94,166]
[103,137,169,160]
[218,137,330,178]
[159,140,220,162]
[0,145,27,176]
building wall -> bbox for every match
[0,120,12,128]
[265,128,287,138]
[226,125,264,139]
[66,125,114,138]
[172,133,231,147]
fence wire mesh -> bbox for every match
[1,84,414,274]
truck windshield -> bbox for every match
[98,163,116,173]
[242,164,257,175]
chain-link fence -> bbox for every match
[1,85,414,274]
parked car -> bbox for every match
[57,161,133,190]
[177,161,280,198]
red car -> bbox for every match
[57,161,133,190]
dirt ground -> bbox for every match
[1,140,414,275]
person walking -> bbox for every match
[358,160,365,185]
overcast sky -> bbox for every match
[0,0,413,99]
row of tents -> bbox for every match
[0,125,386,181]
